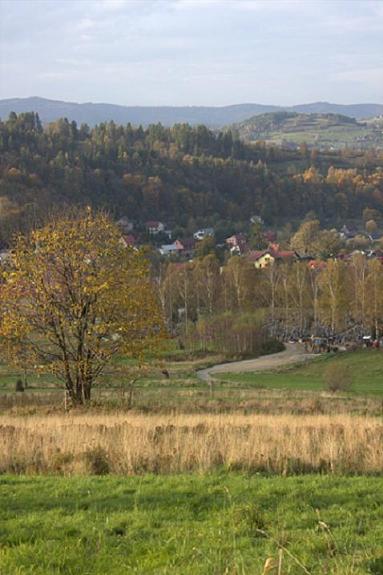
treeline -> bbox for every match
[158,255,383,347]
[1,112,383,246]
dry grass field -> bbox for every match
[1,412,382,475]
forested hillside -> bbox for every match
[0,112,382,245]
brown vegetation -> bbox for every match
[324,363,353,392]
[1,412,382,475]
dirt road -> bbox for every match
[197,343,316,382]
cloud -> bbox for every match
[0,0,381,105]
[76,18,96,32]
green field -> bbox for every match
[235,111,383,150]
[216,350,383,396]
[1,474,383,575]
[1,349,383,415]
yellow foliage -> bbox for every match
[0,211,165,404]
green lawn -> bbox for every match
[1,474,382,574]
[217,350,383,396]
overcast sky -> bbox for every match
[0,0,382,106]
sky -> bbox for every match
[0,0,382,107]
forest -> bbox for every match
[158,254,383,354]
[0,112,383,247]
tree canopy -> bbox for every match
[0,112,382,247]
[0,211,164,404]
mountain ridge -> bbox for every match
[0,97,382,127]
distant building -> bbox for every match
[250,215,264,225]
[174,238,196,256]
[159,238,196,257]
[193,227,214,241]
[120,234,137,248]
[146,221,165,235]
[367,230,382,242]
[247,245,296,268]
[159,242,179,256]
[225,233,247,255]
[339,224,357,240]
[116,217,134,233]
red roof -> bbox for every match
[308,259,327,270]
[121,234,136,247]
[277,251,295,258]
[175,238,195,251]
[247,250,266,262]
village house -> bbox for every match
[145,220,165,235]
[339,224,357,240]
[247,244,297,268]
[174,238,196,257]
[193,227,214,241]
[116,217,134,233]
[159,242,179,256]
[159,238,196,257]
[120,234,137,248]
[225,233,248,255]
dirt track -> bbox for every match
[197,343,316,381]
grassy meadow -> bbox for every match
[1,347,382,573]
[0,348,382,415]
[216,350,383,396]
[1,474,383,575]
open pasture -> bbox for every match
[215,350,383,396]
[1,473,383,575]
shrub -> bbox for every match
[83,447,110,475]
[15,379,24,392]
[324,363,353,392]
[260,339,285,355]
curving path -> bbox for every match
[197,343,316,382]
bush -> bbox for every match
[260,339,285,356]
[15,379,24,392]
[84,447,110,475]
[324,363,353,392]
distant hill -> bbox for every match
[290,102,383,119]
[233,111,383,150]
[0,97,382,127]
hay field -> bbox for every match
[1,412,382,475]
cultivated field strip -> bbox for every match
[1,413,382,475]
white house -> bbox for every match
[146,221,165,235]
[193,227,214,241]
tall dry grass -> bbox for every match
[0,413,382,475]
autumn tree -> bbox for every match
[0,212,164,404]
[365,219,378,234]
[366,260,383,338]
[318,260,349,333]
[290,220,321,256]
